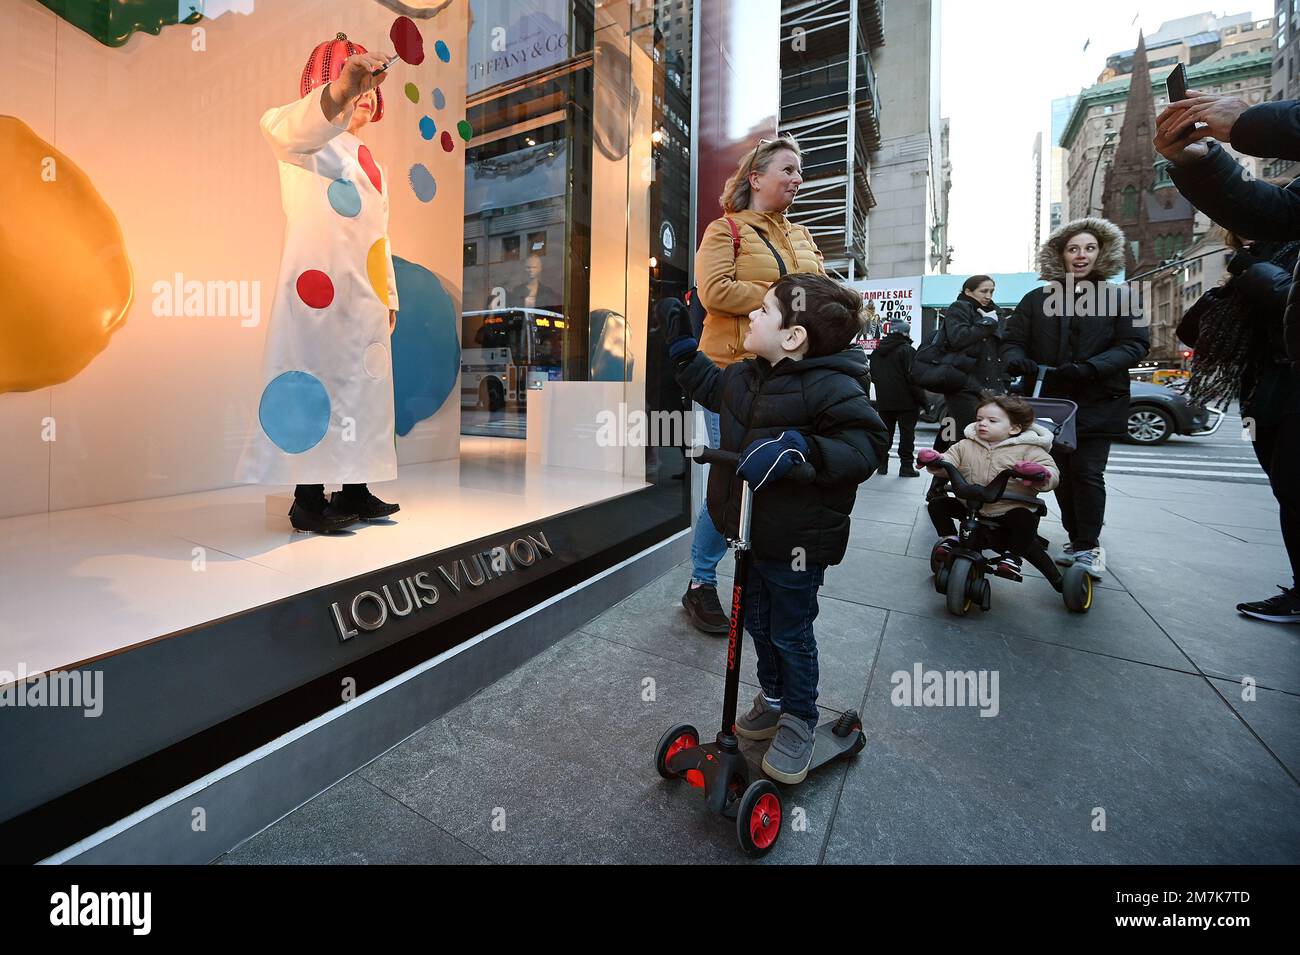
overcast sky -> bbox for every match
[939,1,1274,277]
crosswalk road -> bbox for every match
[1106,407,1267,485]
[1105,445,1268,484]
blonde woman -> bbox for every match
[680,136,826,634]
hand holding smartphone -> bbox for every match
[1166,64,1205,140]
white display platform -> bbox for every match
[0,437,647,680]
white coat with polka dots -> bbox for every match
[237,84,400,486]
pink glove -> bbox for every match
[917,449,942,466]
[1013,461,1050,484]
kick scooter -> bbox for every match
[654,447,866,857]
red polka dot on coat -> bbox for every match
[440,130,454,152]
[296,270,334,309]
[357,145,382,192]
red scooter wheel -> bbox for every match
[655,723,699,780]
[736,779,782,857]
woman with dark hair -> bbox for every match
[1178,223,1300,622]
[934,275,1010,453]
[1002,217,1150,578]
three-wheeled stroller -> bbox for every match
[920,366,1093,616]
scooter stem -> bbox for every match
[718,479,754,750]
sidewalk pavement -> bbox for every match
[220,466,1300,864]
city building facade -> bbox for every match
[860,0,949,278]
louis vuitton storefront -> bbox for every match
[0,0,702,863]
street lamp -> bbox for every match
[1087,130,1118,217]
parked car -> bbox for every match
[918,381,1223,446]
[1124,380,1222,445]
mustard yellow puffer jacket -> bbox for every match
[694,208,825,367]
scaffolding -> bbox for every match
[778,0,883,280]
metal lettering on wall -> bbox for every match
[329,531,555,642]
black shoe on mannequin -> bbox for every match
[331,483,400,520]
[290,484,359,533]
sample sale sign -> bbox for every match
[849,277,923,352]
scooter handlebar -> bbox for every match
[690,446,816,485]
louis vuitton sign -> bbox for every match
[329,531,555,642]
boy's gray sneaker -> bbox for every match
[761,714,817,784]
[735,693,781,740]
[1054,542,1077,567]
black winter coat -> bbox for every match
[676,347,888,566]
[1168,101,1300,368]
[941,294,1010,396]
[868,333,926,411]
[1002,283,1150,437]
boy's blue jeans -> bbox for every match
[689,406,728,586]
[743,559,826,729]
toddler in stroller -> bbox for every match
[918,391,1093,615]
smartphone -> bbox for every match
[1166,64,1202,140]
[1167,63,1189,103]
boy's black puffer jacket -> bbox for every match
[676,346,887,566]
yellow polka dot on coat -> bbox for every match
[367,237,390,303]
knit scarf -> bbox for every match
[1185,240,1300,410]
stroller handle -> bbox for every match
[690,446,816,485]
[920,459,1046,514]
[1031,363,1055,399]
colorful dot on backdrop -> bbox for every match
[439,131,453,152]
[295,270,334,309]
[418,116,436,140]
[408,163,437,202]
[404,82,420,104]
[432,88,446,110]
[357,145,382,192]
[390,256,461,435]
[434,40,450,63]
[259,370,331,454]
[457,120,473,142]
[327,178,361,217]
[390,15,425,66]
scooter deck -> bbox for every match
[807,720,865,771]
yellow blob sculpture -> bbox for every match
[0,116,133,393]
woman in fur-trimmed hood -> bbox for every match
[1034,215,1127,281]
[1000,216,1150,578]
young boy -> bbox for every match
[663,273,887,784]
[921,391,1058,581]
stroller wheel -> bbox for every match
[1062,564,1094,613]
[929,540,951,575]
[934,563,951,594]
[945,557,977,616]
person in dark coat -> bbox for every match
[935,275,1012,452]
[868,317,925,476]
[1157,94,1300,623]
[664,273,887,784]
[1001,216,1150,579]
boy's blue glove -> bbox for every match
[737,431,809,491]
[657,298,698,361]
